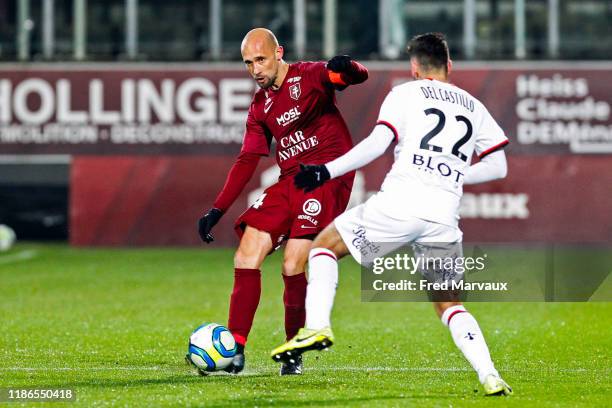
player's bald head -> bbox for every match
[240,28,287,89]
[241,28,279,54]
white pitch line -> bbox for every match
[0,367,465,372]
[0,250,38,265]
[323,367,602,373]
[0,366,604,373]
[0,367,172,371]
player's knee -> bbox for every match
[282,257,304,276]
[234,248,256,268]
[233,227,272,268]
[311,228,333,248]
[234,241,265,268]
[311,228,347,260]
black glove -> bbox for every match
[198,208,223,244]
[326,55,352,72]
[294,164,331,193]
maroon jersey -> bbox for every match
[242,62,354,179]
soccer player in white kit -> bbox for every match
[271,33,512,396]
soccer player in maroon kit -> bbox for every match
[196,28,368,375]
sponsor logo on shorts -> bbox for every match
[351,225,381,257]
[302,199,321,216]
[297,214,319,225]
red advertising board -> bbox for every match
[0,63,610,245]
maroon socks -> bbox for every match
[227,268,261,346]
[227,268,307,346]
[283,272,308,340]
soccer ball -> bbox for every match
[0,224,16,252]
[187,323,237,372]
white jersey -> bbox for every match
[370,79,508,227]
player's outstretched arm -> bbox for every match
[326,55,368,90]
[463,150,507,185]
[326,124,395,178]
[197,151,261,243]
[294,124,395,192]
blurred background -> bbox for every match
[2,0,611,61]
[0,0,610,246]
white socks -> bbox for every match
[305,248,338,330]
[304,252,499,384]
[441,305,499,384]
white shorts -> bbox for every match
[334,199,463,266]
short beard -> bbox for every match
[258,75,277,89]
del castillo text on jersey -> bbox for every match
[420,85,475,112]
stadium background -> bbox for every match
[1,2,611,406]
[1,0,610,247]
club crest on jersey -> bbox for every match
[302,198,321,216]
[289,83,301,100]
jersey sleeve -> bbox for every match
[474,107,509,158]
[307,61,369,90]
[241,103,272,156]
[375,89,404,143]
[308,61,332,86]
[326,125,395,179]
[213,151,261,211]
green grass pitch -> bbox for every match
[1,243,610,407]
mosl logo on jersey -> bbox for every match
[276,106,301,126]
[289,83,301,101]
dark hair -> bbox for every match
[406,32,450,72]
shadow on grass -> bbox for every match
[57,372,277,389]
[203,394,461,407]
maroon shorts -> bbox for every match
[235,173,354,248]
